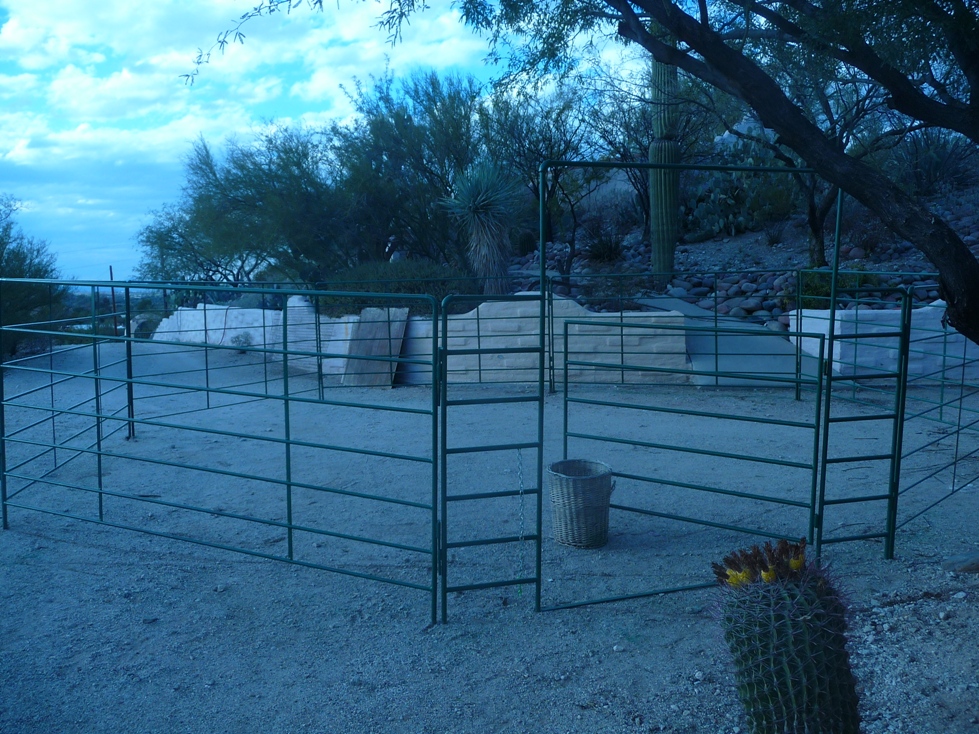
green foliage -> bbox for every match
[140,70,487,285]
[136,128,334,284]
[0,196,67,356]
[316,260,481,315]
[681,170,753,239]
[887,128,978,197]
[796,269,881,309]
[133,315,162,340]
[680,136,800,242]
[581,201,637,263]
[444,165,523,295]
[714,540,861,734]
[330,69,483,269]
[480,85,602,246]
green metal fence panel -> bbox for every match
[544,318,827,610]
[438,293,545,622]
[0,279,442,624]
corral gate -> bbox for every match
[541,291,911,610]
[436,293,546,622]
[0,283,444,623]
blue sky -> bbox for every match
[0,1,493,280]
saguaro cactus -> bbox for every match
[648,27,680,279]
[713,539,861,734]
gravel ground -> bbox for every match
[1,350,977,733]
[1,469,977,734]
[2,220,979,733]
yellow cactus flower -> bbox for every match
[789,554,805,571]
[761,567,776,583]
[726,568,752,587]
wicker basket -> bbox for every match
[547,459,614,549]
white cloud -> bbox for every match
[230,75,285,106]
[47,64,186,121]
[0,71,38,96]
[0,0,496,280]
[0,1,243,69]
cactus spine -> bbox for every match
[648,26,680,278]
[713,539,861,734]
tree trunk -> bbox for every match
[618,7,979,346]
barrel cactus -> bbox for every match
[712,539,861,734]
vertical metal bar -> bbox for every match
[314,294,324,401]
[47,283,58,467]
[714,271,720,386]
[202,298,211,409]
[536,293,544,615]
[884,291,912,559]
[563,320,570,461]
[429,296,439,627]
[808,336,826,548]
[476,301,483,383]
[91,287,105,522]
[537,161,549,615]
[0,279,7,530]
[439,301,450,623]
[548,283,555,394]
[124,287,136,440]
[282,298,294,560]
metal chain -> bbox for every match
[516,448,527,594]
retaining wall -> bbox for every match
[792,301,979,381]
[151,295,690,384]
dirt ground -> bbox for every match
[1,343,977,733]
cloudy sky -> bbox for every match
[0,1,492,280]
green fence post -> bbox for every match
[91,286,105,522]
[885,291,913,559]
[430,297,439,627]
[202,297,211,410]
[0,280,7,530]
[124,287,136,440]
[282,297,294,561]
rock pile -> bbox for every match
[507,189,979,324]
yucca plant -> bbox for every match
[713,539,861,734]
[444,165,523,296]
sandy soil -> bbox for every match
[1,343,977,734]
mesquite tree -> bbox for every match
[194,0,979,347]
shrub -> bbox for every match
[795,269,880,309]
[229,332,253,353]
[889,128,978,197]
[316,260,482,316]
[581,213,623,264]
[1,196,67,355]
